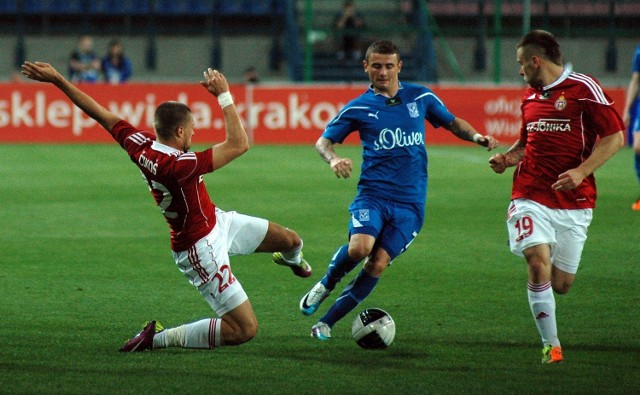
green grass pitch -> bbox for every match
[1,144,638,394]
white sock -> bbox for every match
[153,318,222,349]
[527,282,561,347]
[280,239,303,264]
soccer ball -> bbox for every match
[351,308,396,349]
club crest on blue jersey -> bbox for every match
[407,102,419,118]
[358,209,370,222]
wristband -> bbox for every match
[472,133,482,143]
[217,91,234,108]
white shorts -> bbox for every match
[172,208,269,316]
[506,199,592,274]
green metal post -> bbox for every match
[523,0,530,35]
[303,0,313,82]
[493,0,502,84]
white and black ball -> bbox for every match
[351,308,395,349]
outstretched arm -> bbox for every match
[200,68,249,170]
[444,117,499,151]
[21,61,122,132]
[623,72,639,127]
[315,136,353,179]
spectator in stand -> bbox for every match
[69,35,101,83]
[243,66,259,84]
[400,0,419,27]
[102,39,133,84]
[333,0,366,60]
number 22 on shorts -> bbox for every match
[514,216,534,242]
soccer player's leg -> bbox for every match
[300,235,375,318]
[633,130,640,210]
[523,244,561,358]
[120,320,165,352]
[218,208,311,277]
[123,273,254,351]
[549,208,590,295]
[508,200,562,361]
[309,202,422,339]
[152,274,255,349]
[146,214,257,351]
[323,244,362,290]
[314,248,386,334]
[255,221,312,277]
[323,203,385,289]
[300,200,383,317]
[152,301,257,350]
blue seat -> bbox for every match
[84,0,150,16]
[47,0,83,14]
[88,0,129,15]
[0,1,17,14]
[246,0,285,15]
[130,0,150,14]
[155,0,180,14]
[21,0,46,13]
[243,0,271,15]
[187,0,212,14]
[219,0,243,15]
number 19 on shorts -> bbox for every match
[514,216,534,242]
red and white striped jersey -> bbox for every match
[110,120,216,251]
[512,70,624,209]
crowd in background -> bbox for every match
[68,35,133,84]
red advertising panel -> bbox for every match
[0,83,243,143]
[0,82,625,145]
[243,83,368,145]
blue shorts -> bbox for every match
[348,195,425,260]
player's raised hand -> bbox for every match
[200,68,229,97]
[330,157,353,179]
[21,61,64,84]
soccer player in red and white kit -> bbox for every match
[489,30,624,363]
[21,61,312,352]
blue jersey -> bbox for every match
[630,45,640,135]
[632,45,640,74]
[69,50,99,83]
[323,82,455,204]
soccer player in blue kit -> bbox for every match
[623,44,640,210]
[300,40,499,340]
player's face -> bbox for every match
[516,47,543,88]
[364,53,402,95]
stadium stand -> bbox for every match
[2,0,282,16]
[1,0,638,83]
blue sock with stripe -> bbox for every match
[635,152,640,184]
[320,269,379,327]
[321,244,360,290]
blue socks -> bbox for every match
[635,153,640,184]
[320,269,379,327]
[320,244,360,290]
